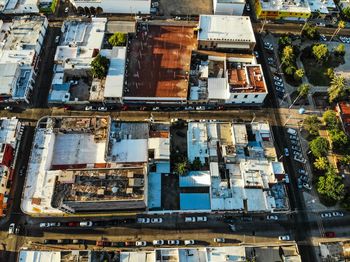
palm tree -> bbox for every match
[330,20,345,41]
[290,83,310,108]
[328,75,347,102]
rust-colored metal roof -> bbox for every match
[124,24,197,98]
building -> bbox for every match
[197,15,256,53]
[18,245,301,262]
[213,0,246,15]
[319,241,350,261]
[48,18,107,105]
[337,102,350,137]
[339,0,350,11]
[189,52,268,105]
[69,0,151,14]
[0,0,39,13]
[308,0,338,19]
[0,118,21,217]
[123,23,196,104]
[254,0,311,20]
[21,117,170,215]
[0,16,47,103]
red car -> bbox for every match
[324,232,336,238]
[67,222,79,227]
[96,240,111,247]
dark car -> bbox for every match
[44,239,58,244]
[96,240,111,247]
[111,242,125,247]
[324,232,336,238]
[57,239,70,244]
[67,221,79,227]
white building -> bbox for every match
[198,15,256,52]
[308,0,338,17]
[213,0,246,15]
[189,53,268,105]
[69,0,151,14]
[0,0,39,13]
[0,16,47,103]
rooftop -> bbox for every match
[258,0,311,12]
[338,102,350,135]
[124,23,196,99]
[198,15,255,43]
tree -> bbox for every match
[297,83,310,97]
[284,65,296,75]
[330,20,345,41]
[282,45,295,65]
[175,160,189,175]
[314,157,329,170]
[302,24,320,40]
[303,114,320,137]
[108,32,127,46]
[325,68,335,79]
[90,54,110,79]
[334,43,346,56]
[310,136,329,157]
[278,36,292,49]
[322,109,339,130]
[343,7,350,19]
[340,155,350,165]
[312,44,329,63]
[294,68,304,81]
[191,158,202,170]
[317,165,344,201]
[329,128,349,150]
[328,75,348,103]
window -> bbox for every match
[244,95,248,98]
[233,95,238,98]
[254,94,259,98]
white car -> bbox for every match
[97,106,107,111]
[275,81,284,87]
[185,217,196,222]
[302,183,312,190]
[152,240,164,245]
[284,148,289,157]
[332,211,344,217]
[64,7,69,13]
[167,240,180,245]
[196,216,207,222]
[136,241,147,246]
[79,221,93,227]
[320,213,332,218]
[8,223,15,234]
[184,240,195,245]
[151,218,163,223]
[273,76,282,82]
[214,238,225,243]
[137,218,150,223]
[278,235,291,241]
[267,215,278,220]
[284,173,290,184]
[55,36,60,44]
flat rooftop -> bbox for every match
[124,23,196,99]
[259,0,310,12]
[198,15,255,43]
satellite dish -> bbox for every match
[112,187,118,193]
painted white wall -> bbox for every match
[213,0,245,15]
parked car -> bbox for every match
[289,135,298,140]
[96,240,111,247]
[64,7,69,13]
[44,239,57,244]
[8,223,15,234]
[287,128,297,135]
[253,51,259,58]
[79,221,93,227]
[273,76,282,82]
[278,235,291,241]
[97,106,108,111]
[214,238,225,243]
[111,242,125,247]
[67,221,79,227]
[299,175,309,182]
[284,173,290,184]
[316,22,325,27]
[284,148,289,157]
[302,183,312,190]
[136,241,147,247]
[320,34,327,41]
[292,145,301,151]
[39,222,60,228]
[55,36,60,44]
[298,169,306,174]
[320,212,332,218]
[267,215,278,220]
[290,140,299,146]
[275,86,285,93]
[85,106,97,111]
[332,211,344,217]
[297,178,303,189]
[324,232,336,238]
[294,155,306,163]
[137,217,150,223]
[196,216,207,222]
[152,240,164,245]
[184,240,195,245]
[125,241,136,246]
[185,217,196,222]
[151,218,163,223]
[73,239,85,244]
[167,240,180,245]
[57,239,70,244]
[275,81,284,87]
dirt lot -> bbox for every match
[159,0,212,16]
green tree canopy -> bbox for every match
[191,158,202,171]
[108,32,127,46]
[329,128,349,150]
[322,110,339,130]
[304,115,320,136]
[90,54,110,79]
[297,83,310,97]
[285,65,296,75]
[294,68,305,81]
[317,165,345,201]
[343,6,350,19]
[312,44,329,63]
[340,155,350,165]
[328,75,348,103]
[302,24,320,40]
[314,157,329,170]
[175,159,189,176]
[282,45,295,65]
[334,43,346,56]
[310,136,329,158]
[278,36,292,49]
[325,67,335,80]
